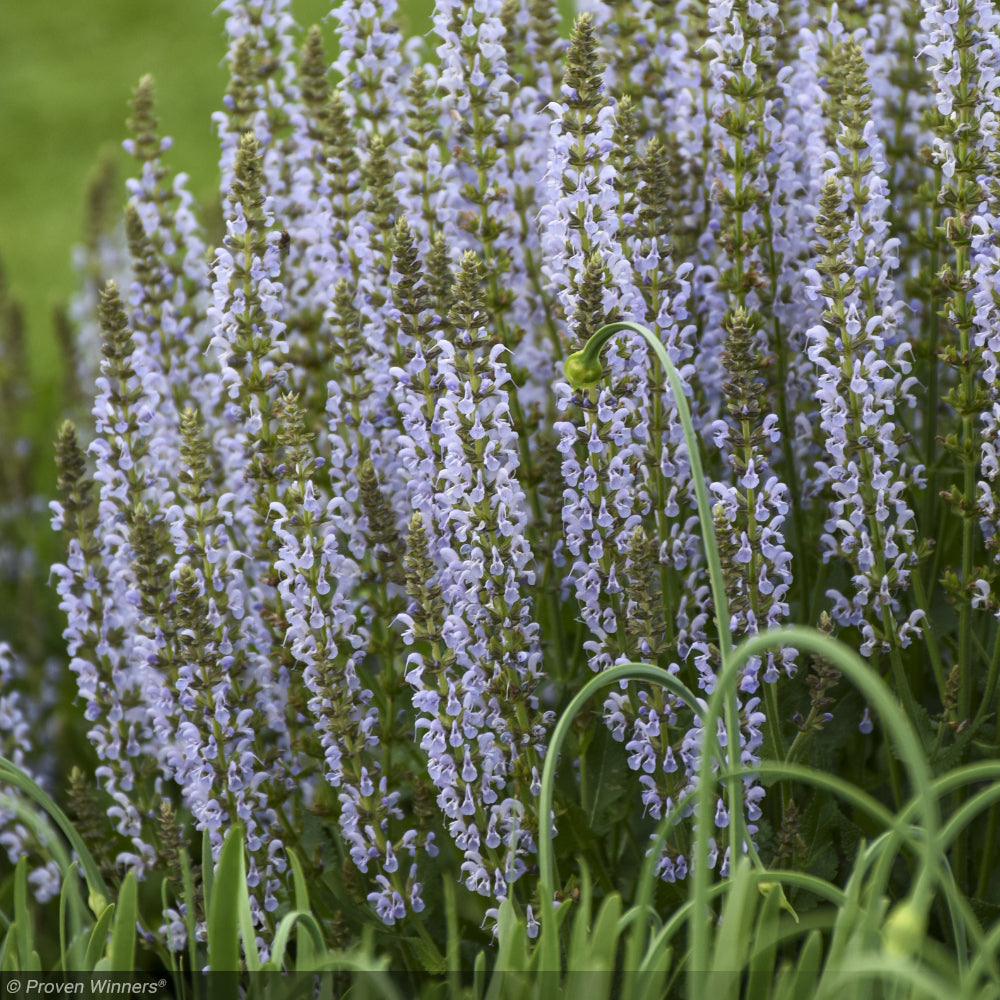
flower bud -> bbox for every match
[564,351,603,389]
[882,899,926,958]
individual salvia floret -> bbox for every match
[401,252,550,918]
[804,37,926,661]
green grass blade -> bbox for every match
[179,844,200,984]
[587,891,624,972]
[201,828,214,921]
[207,824,246,972]
[787,928,823,1000]
[492,898,529,974]
[202,828,240,972]
[567,861,594,970]
[84,903,116,970]
[711,859,757,978]
[60,861,92,970]
[626,950,672,1000]
[14,856,32,972]
[0,924,15,973]
[108,871,138,971]
[473,949,487,1000]
[745,878,783,1000]
[261,910,326,972]
[287,848,316,972]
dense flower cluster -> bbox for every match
[4,0,994,962]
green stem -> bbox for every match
[909,570,947,704]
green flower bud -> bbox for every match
[564,350,603,389]
[882,899,926,958]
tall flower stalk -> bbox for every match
[806,36,928,721]
[702,0,795,830]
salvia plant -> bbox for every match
[2,0,1000,990]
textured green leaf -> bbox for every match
[580,725,631,837]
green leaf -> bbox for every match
[567,862,594,972]
[711,859,758,978]
[787,928,822,998]
[108,871,138,971]
[0,923,15,972]
[400,932,447,975]
[491,898,530,979]
[201,827,214,920]
[59,861,91,971]
[746,878,782,1000]
[261,911,326,973]
[472,949,487,1000]
[207,824,247,972]
[13,856,31,972]
[287,849,315,972]
[580,725,632,837]
[84,904,116,970]
[587,891,624,972]
[179,845,200,985]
